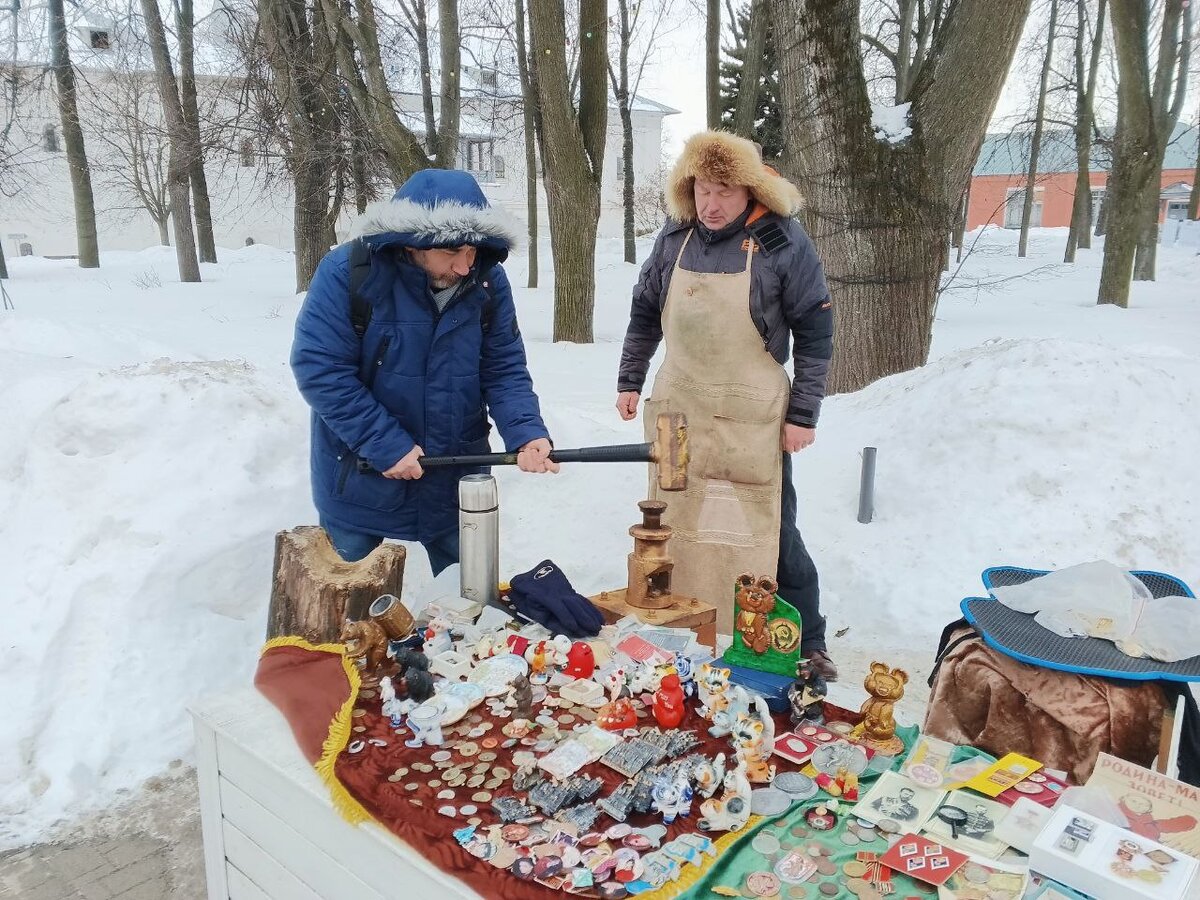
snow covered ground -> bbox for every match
[1,226,1197,848]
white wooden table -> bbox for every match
[190,687,482,900]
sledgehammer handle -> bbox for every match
[419,442,656,468]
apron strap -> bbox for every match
[674,229,694,267]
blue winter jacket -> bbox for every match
[290,170,550,543]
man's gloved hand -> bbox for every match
[508,560,605,638]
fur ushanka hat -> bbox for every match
[666,130,803,223]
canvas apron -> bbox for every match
[644,230,790,635]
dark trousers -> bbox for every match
[319,515,461,576]
[777,453,826,653]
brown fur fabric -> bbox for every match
[923,626,1167,785]
[666,131,803,222]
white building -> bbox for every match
[1,3,677,258]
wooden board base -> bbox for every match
[588,588,719,651]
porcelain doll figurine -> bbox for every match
[788,657,828,727]
[379,676,407,727]
[422,612,453,657]
[698,757,752,832]
[651,771,693,825]
[693,753,727,799]
[697,663,731,720]
[506,673,534,721]
[731,698,777,784]
[673,653,696,699]
[708,685,750,739]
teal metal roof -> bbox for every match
[973,123,1198,176]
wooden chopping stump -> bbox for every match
[266,526,406,643]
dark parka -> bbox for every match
[291,170,549,543]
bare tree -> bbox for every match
[177,0,217,262]
[47,0,100,267]
[1098,0,1186,304]
[399,0,438,149]
[1065,0,1107,262]
[609,0,675,264]
[706,0,719,126]
[1191,97,1200,220]
[435,0,461,167]
[528,0,607,342]
[731,0,766,137]
[80,65,173,245]
[259,0,343,290]
[860,0,951,105]
[140,0,201,281]
[1018,0,1060,258]
[513,0,539,287]
[1131,0,1191,280]
[772,0,1032,393]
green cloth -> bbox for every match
[679,726,999,899]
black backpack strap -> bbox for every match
[479,269,498,334]
[348,237,373,338]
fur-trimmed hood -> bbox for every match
[351,169,521,260]
[666,131,803,222]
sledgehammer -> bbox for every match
[373,413,690,491]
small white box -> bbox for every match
[1030,804,1198,900]
[430,649,473,681]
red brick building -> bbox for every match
[967,125,1197,231]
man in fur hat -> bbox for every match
[616,131,836,679]
[292,168,556,570]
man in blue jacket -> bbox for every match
[291,169,556,570]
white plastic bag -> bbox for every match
[1116,595,1200,662]
[990,560,1150,642]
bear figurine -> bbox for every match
[733,572,777,655]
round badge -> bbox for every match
[501,824,529,842]
[598,883,629,900]
[623,834,653,852]
[579,832,605,848]
[605,823,633,840]
[534,856,564,879]
[768,618,801,654]
[509,857,536,879]
[1028,773,1047,783]
[876,818,900,834]
[843,861,868,878]
[801,726,818,736]
[746,871,782,897]
[1014,781,1044,794]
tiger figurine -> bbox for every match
[696,663,730,720]
[730,697,776,784]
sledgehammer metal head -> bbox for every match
[650,412,689,491]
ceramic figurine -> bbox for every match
[474,632,506,660]
[626,662,656,697]
[602,667,627,700]
[563,641,596,679]
[597,697,638,731]
[788,657,828,727]
[405,702,444,748]
[549,635,573,667]
[507,673,534,721]
[393,647,430,677]
[527,641,550,684]
[693,753,727,799]
[379,676,407,727]
[708,684,751,739]
[422,613,453,657]
[653,660,676,692]
[697,663,731,720]
[850,661,908,755]
[651,770,693,825]
[731,697,777,784]
[395,667,435,704]
[653,673,686,729]
[733,572,776,654]
[339,618,390,682]
[698,757,752,832]
[673,653,696,699]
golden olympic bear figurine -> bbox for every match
[733,572,777,655]
[851,661,908,755]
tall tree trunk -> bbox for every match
[706,0,720,128]
[1098,0,1168,305]
[953,181,969,253]
[0,240,8,278]
[413,0,437,152]
[351,134,370,214]
[435,0,460,168]
[514,0,539,287]
[140,0,201,282]
[1190,104,1200,219]
[47,0,100,268]
[178,0,217,263]
[613,0,636,264]
[1132,1,1190,280]
[157,216,171,246]
[895,0,916,102]
[1018,0,1058,258]
[1066,0,1106,261]
[773,0,1031,393]
[528,0,607,342]
[732,0,767,137]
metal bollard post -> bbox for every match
[857,447,877,524]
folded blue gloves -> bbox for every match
[508,560,605,638]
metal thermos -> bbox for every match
[458,474,499,608]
